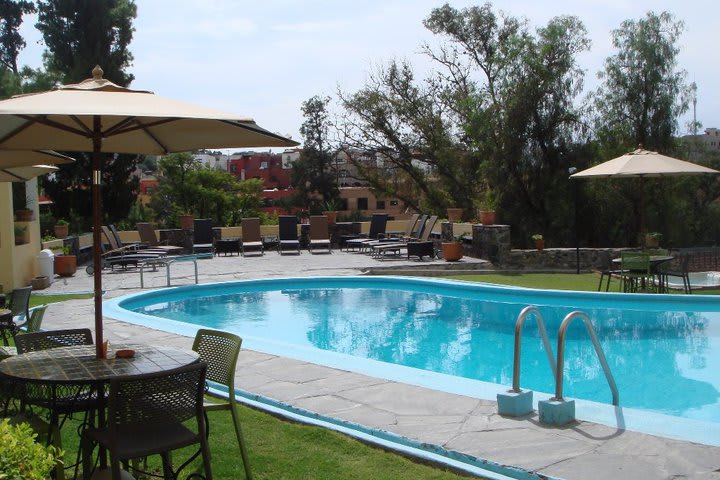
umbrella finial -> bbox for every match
[92,65,104,80]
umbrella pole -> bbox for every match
[92,117,104,359]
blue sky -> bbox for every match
[18,0,718,149]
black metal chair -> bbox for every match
[657,254,692,294]
[597,255,624,292]
[81,362,212,480]
[620,252,654,293]
[192,329,252,479]
[0,286,31,345]
[15,328,95,480]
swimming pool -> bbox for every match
[105,276,720,445]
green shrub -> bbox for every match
[0,419,60,480]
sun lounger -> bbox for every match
[372,215,438,260]
[240,218,264,256]
[192,218,215,254]
[308,215,332,253]
[278,216,301,254]
[344,213,388,252]
[136,222,185,254]
[140,253,211,288]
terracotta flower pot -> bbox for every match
[478,210,496,225]
[54,255,77,277]
[322,211,337,224]
[441,242,464,262]
[14,209,33,221]
[446,208,463,222]
[179,214,194,230]
[535,239,545,251]
[54,224,69,239]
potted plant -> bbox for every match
[179,213,194,230]
[441,233,467,262]
[54,219,70,239]
[645,232,662,248]
[475,189,497,225]
[322,199,340,224]
[53,244,77,277]
[14,224,28,245]
[532,233,544,251]
[446,207,463,222]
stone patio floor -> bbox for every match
[35,249,720,479]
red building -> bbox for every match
[227,152,290,190]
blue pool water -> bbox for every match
[106,276,720,439]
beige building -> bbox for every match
[0,178,43,292]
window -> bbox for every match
[260,161,268,169]
[230,164,237,173]
[376,200,386,209]
[145,187,154,195]
[357,197,369,210]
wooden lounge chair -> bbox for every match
[240,217,264,256]
[278,215,301,254]
[136,222,184,254]
[308,215,332,253]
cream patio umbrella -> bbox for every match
[0,65,298,358]
[569,148,720,178]
[0,149,75,168]
[0,164,58,182]
[570,147,719,250]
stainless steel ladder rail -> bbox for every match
[511,306,557,393]
[554,311,619,405]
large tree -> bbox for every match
[291,95,340,210]
[590,11,693,243]
[36,0,136,85]
[0,0,35,75]
[36,0,140,226]
[593,11,689,154]
[149,153,260,227]
[339,2,590,240]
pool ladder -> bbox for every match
[497,307,619,425]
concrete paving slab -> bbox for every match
[31,250,720,480]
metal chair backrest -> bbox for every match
[25,305,48,333]
[241,218,262,243]
[621,252,651,273]
[418,215,438,241]
[136,222,161,246]
[9,286,31,321]
[16,328,93,354]
[411,215,428,238]
[367,213,388,239]
[402,214,420,237]
[192,328,242,392]
[278,216,298,241]
[309,215,329,240]
[102,225,122,250]
[106,362,207,434]
[193,218,215,244]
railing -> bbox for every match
[553,311,619,405]
[511,306,556,393]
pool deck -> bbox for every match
[36,250,720,479]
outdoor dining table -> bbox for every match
[612,255,674,292]
[0,343,200,479]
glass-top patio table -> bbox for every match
[0,343,199,383]
[0,343,200,480]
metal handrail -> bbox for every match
[511,306,556,393]
[553,311,619,405]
